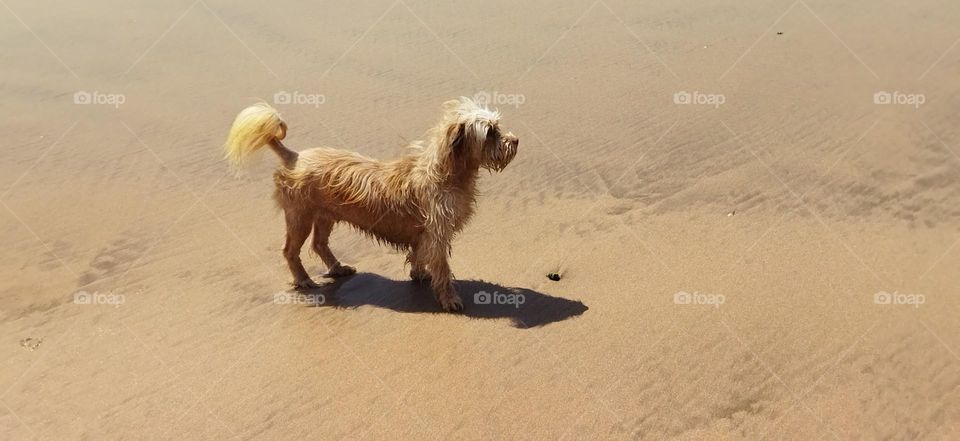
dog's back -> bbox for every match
[274,147,427,246]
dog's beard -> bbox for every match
[481,139,517,172]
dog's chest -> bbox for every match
[441,189,477,232]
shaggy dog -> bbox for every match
[224,98,518,311]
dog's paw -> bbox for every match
[409,268,432,282]
[292,278,320,289]
[438,294,463,312]
[324,264,356,278]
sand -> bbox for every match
[2,0,959,439]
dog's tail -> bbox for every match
[224,103,296,168]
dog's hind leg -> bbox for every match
[312,217,356,278]
[284,208,319,289]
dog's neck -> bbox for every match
[447,157,480,192]
[417,149,481,200]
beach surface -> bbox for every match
[2,0,959,439]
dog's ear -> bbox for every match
[443,121,466,156]
[456,120,490,155]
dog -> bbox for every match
[224,97,518,311]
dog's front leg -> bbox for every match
[407,243,431,282]
[420,235,462,311]
[429,255,462,311]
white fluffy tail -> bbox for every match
[224,103,292,168]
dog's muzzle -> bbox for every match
[486,132,518,172]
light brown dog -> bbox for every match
[224,98,518,310]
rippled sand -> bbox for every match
[2,0,959,439]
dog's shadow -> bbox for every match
[295,273,587,328]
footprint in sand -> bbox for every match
[77,235,151,286]
[19,337,42,351]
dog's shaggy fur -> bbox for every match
[224,98,518,310]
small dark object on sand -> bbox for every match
[777,31,783,35]
[547,273,561,281]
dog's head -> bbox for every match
[437,97,518,172]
